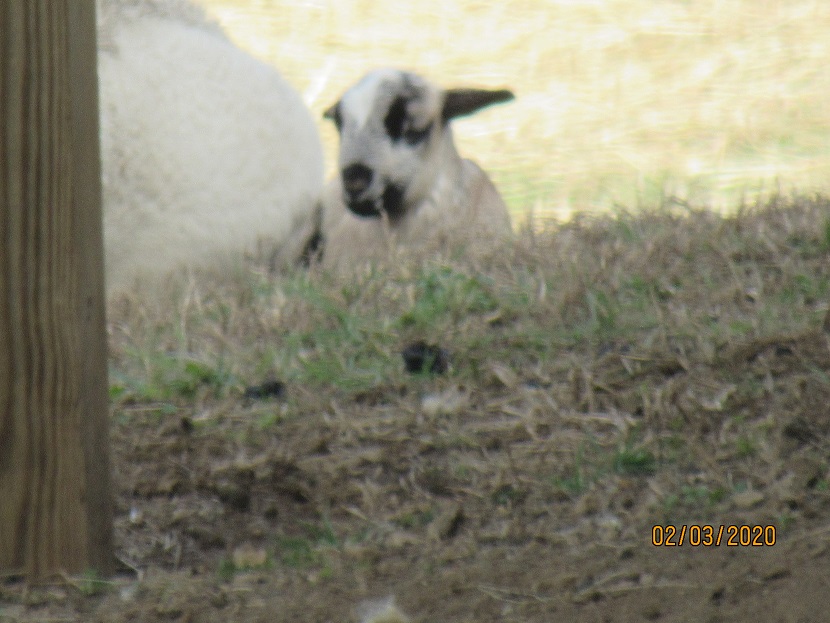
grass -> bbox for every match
[106,195,830,577]
[74,569,112,597]
[196,0,830,219]
[217,519,342,581]
[660,484,729,523]
[109,195,830,401]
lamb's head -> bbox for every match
[324,69,513,221]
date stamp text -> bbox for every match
[652,524,776,547]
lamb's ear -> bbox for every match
[323,101,342,129]
[441,88,514,123]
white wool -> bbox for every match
[98,0,324,292]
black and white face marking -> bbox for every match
[384,96,433,146]
[324,69,441,221]
[324,69,515,222]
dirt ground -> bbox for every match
[7,349,830,623]
[3,199,830,622]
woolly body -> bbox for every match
[98,0,324,291]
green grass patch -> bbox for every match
[275,519,340,570]
[613,445,657,476]
[552,434,657,498]
[395,508,436,530]
[397,265,499,330]
[661,484,728,523]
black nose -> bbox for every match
[341,163,373,200]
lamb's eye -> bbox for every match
[384,97,408,141]
[402,122,432,145]
[385,97,431,145]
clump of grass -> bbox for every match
[491,483,526,507]
[75,569,112,597]
[394,508,435,530]
[660,484,728,523]
[217,558,238,582]
[398,265,499,331]
[550,434,656,499]
[275,519,340,571]
[613,445,657,476]
[109,352,233,405]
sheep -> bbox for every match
[97,0,324,293]
[319,68,514,269]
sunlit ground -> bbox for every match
[195,0,830,221]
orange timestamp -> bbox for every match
[652,524,776,547]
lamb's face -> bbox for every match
[325,69,445,221]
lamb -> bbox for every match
[319,68,514,269]
[97,0,324,293]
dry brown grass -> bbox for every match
[107,195,830,518]
[196,0,830,220]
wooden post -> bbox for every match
[0,0,113,580]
